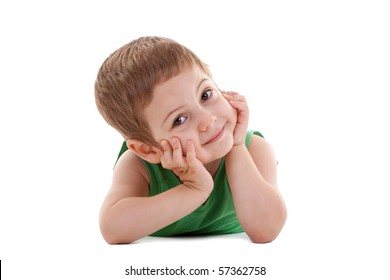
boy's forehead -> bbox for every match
[146,66,212,120]
[154,66,208,94]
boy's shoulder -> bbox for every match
[247,130,273,153]
[114,149,150,186]
[245,130,264,147]
[101,149,150,213]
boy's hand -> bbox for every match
[160,138,214,194]
[222,91,249,146]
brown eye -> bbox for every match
[201,90,212,102]
[173,116,187,127]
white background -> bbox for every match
[1,0,389,279]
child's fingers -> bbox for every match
[221,90,239,96]
[230,97,248,111]
[161,139,172,155]
[185,140,198,168]
[171,137,188,168]
[223,93,247,110]
[223,92,244,101]
[222,91,243,102]
[160,139,173,168]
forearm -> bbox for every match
[100,185,210,244]
[225,145,286,243]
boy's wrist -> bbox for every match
[179,183,212,204]
[226,143,247,160]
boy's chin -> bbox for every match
[201,142,234,164]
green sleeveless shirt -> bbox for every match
[116,130,263,236]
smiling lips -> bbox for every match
[204,127,224,145]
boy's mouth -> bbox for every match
[204,126,225,145]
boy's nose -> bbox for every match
[198,109,216,132]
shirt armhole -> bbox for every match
[245,130,264,148]
[114,141,129,168]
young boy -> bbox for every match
[95,36,286,244]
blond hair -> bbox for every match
[94,36,210,146]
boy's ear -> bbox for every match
[126,140,161,163]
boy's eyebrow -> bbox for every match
[162,105,185,126]
[161,78,209,126]
[196,78,208,93]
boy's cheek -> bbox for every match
[223,95,237,114]
[227,104,238,122]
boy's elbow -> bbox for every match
[249,230,280,244]
[250,210,287,244]
[101,229,124,245]
[103,235,119,245]
[104,236,130,245]
[100,224,136,245]
[100,222,122,244]
[99,213,136,245]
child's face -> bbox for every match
[144,65,237,164]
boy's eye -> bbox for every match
[200,90,212,102]
[173,115,187,127]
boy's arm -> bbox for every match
[225,136,287,243]
[223,91,286,243]
[99,140,213,244]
